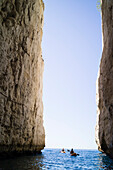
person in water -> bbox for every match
[61,148,65,153]
[70,148,74,154]
[70,148,79,156]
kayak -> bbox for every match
[71,153,77,156]
[61,151,66,153]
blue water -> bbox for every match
[0,149,113,169]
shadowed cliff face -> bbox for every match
[0,0,45,155]
[96,0,113,158]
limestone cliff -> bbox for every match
[0,0,45,155]
[96,0,113,158]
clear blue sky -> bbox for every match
[42,0,102,149]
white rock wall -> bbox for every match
[0,0,45,154]
[96,0,113,158]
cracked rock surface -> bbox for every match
[0,0,45,155]
[95,0,113,158]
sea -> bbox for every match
[0,149,113,170]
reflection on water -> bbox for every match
[0,154,45,170]
[98,152,113,169]
[0,149,113,169]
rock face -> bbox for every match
[0,0,45,155]
[96,0,113,158]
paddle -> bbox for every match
[67,149,70,152]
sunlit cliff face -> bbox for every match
[96,0,113,158]
[0,0,45,155]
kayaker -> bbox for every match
[70,148,79,156]
[61,148,65,153]
[70,148,74,154]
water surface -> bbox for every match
[0,149,113,169]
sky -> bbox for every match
[42,0,102,149]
